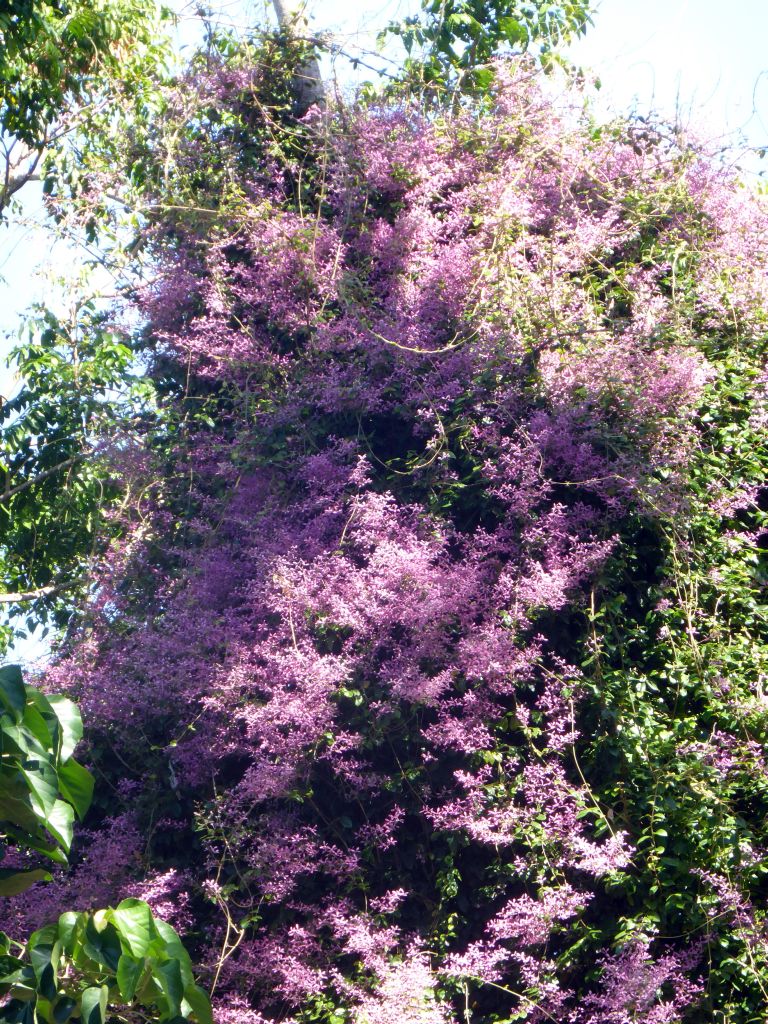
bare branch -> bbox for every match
[0,583,68,604]
[1,453,86,503]
[271,0,324,116]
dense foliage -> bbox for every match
[0,900,212,1024]
[0,0,169,643]
[383,0,592,95]
[0,666,210,1024]
[0,0,167,212]
[0,308,154,649]
[3,23,768,1024]
[0,663,91,895]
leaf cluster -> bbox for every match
[0,0,165,147]
[382,0,592,99]
[0,664,92,897]
[0,304,156,650]
[0,898,212,1024]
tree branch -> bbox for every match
[0,583,69,604]
[271,0,325,116]
[1,453,86,503]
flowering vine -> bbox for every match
[12,48,768,1024]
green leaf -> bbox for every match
[498,15,524,41]
[112,899,157,957]
[0,666,26,723]
[116,953,144,1002]
[0,789,42,835]
[80,985,108,1024]
[182,984,213,1024]
[2,997,36,1023]
[19,703,53,751]
[154,920,193,987]
[45,696,83,761]
[0,867,51,896]
[0,953,25,980]
[28,926,58,1001]
[82,918,121,972]
[20,761,59,819]
[0,721,47,759]
[153,958,184,1017]
[44,800,74,853]
[57,758,93,820]
[52,995,77,1024]
[57,912,80,953]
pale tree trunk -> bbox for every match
[271,0,325,116]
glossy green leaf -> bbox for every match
[18,704,53,752]
[112,899,157,957]
[154,958,184,1017]
[56,913,80,953]
[43,800,74,853]
[20,761,59,819]
[182,984,214,1024]
[0,666,25,723]
[27,926,58,1001]
[45,697,83,762]
[80,985,108,1024]
[0,867,51,896]
[82,918,121,973]
[0,790,41,835]
[52,995,77,1024]
[57,759,94,820]
[116,953,144,1002]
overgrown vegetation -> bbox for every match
[1,4,767,1024]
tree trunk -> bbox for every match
[271,0,324,117]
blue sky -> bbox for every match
[569,0,767,159]
[1,0,766,661]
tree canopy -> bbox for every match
[0,0,167,212]
[384,0,592,94]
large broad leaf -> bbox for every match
[20,761,59,819]
[0,788,42,836]
[82,919,121,973]
[56,913,80,954]
[182,985,213,1024]
[57,759,94,820]
[45,696,83,762]
[153,925,193,992]
[52,995,77,1024]
[44,800,74,853]
[154,920,192,972]
[19,704,53,753]
[27,926,59,1001]
[0,867,51,897]
[116,953,145,1002]
[0,954,25,981]
[80,985,108,1024]
[0,666,25,723]
[0,722,47,760]
[112,900,157,958]
[153,958,183,1018]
